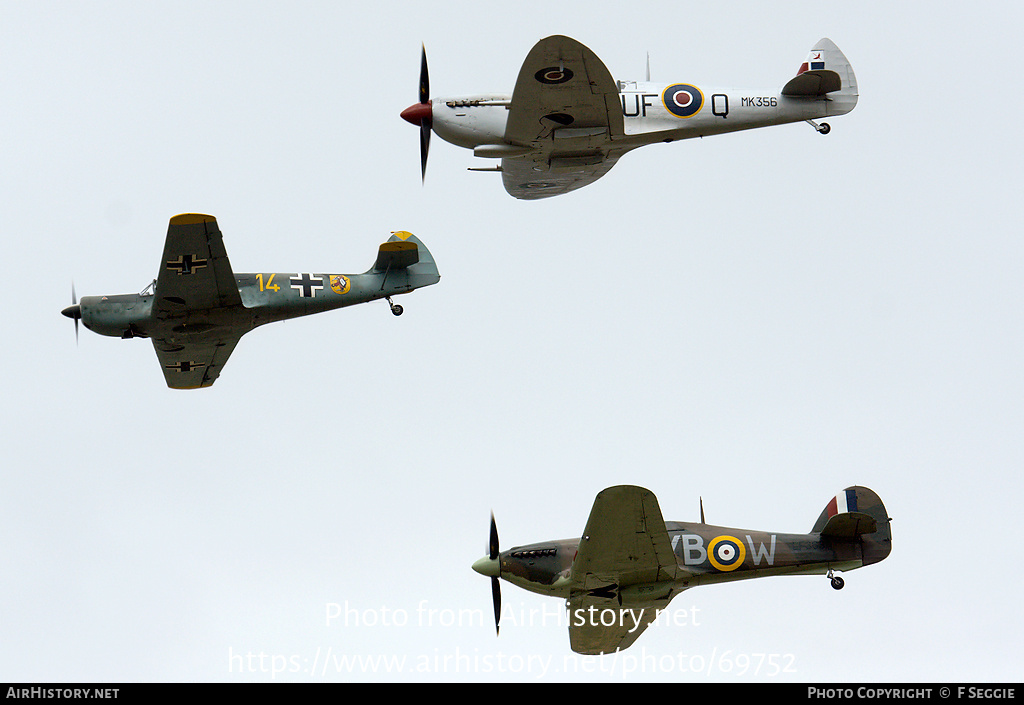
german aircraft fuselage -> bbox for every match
[75,266,432,342]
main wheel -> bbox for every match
[391,304,404,317]
[830,576,845,590]
[819,122,831,135]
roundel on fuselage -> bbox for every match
[662,84,704,118]
[707,535,745,571]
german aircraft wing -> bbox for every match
[149,214,245,389]
[501,35,626,199]
[153,334,242,390]
[155,214,242,312]
[567,485,680,654]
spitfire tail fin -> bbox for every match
[782,38,858,116]
[812,486,891,565]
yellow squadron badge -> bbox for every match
[330,275,350,295]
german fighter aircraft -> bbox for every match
[61,214,440,389]
[402,36,857,199]
[472,485,890,654]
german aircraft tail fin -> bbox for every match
[781,38,858,116]
[369,231,440,289]
[812,486,891,565]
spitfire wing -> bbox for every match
[500,151,625,200]
[155,214,242,312]
[567,595,661,656]
[502,35,625,200]
[505,35,623,144]
[152,335,242,390]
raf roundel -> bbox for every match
[535,66,574,84]
[662,84,704,118]
[708,535,746,571]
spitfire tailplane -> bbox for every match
[782,38,858,116]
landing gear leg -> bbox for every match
[386,296,404,316]
[806,119,831,135]
[827,568,845,590]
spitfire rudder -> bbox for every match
[784,38,858,116]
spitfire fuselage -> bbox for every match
[430,82,852,155]
[406,37,856,199]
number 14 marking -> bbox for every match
[256,273,280,292]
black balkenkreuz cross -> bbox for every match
[290,273,324,298]
[166,360,205,373]
[166,254,208,275]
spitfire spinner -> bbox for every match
[402,36,857,199]
[473,485,891,654]
[62,214,440,389]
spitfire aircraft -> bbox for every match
[472,485,890,654]
[61,214,440,389]
[402,36,857,199]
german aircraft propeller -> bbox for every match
[473,485,891,654]
[402,36,857,199]
[62,214,440,389]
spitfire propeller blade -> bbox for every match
[400,44,433,182]
[418,44,429,105]
[419,123,431,182]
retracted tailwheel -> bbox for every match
[386,296,404,316]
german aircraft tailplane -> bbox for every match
[62,214,440,389]
[402,36,857,199]
[473,485,890,654]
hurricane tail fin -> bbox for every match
[812,486,891,565]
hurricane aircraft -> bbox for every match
[472,485,891,654]
[402,36,857,199]
[62,214,440,389]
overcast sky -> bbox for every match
[2,0,1021,683]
